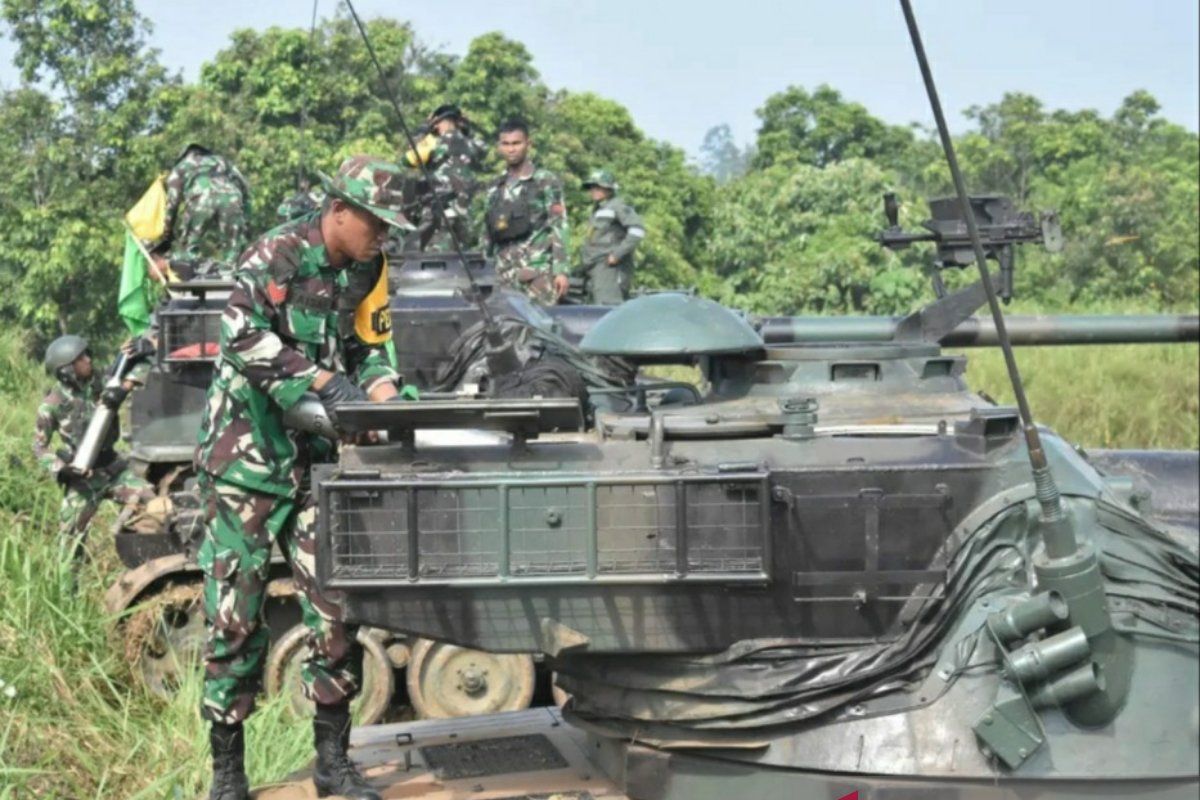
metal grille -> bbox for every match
[322,474,769,586]
[158,307,223,363]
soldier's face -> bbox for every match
[332,201,389,263]
[433,118,458,135]
[73,353,93,380]
[498,131,530,167]
[589,187,610,203]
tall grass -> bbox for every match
[0,333,309,799]
[959,343,1199,449]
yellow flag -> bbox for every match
[125,173,168,240]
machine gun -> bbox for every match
[877,193,1063,302]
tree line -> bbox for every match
[0,0,1196,345]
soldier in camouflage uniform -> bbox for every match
[155,143,252,280]
[33,336,153,571]
[276,175,326,223]
[483,119,570,305]
[405,104,488,252]
[193,155,411,800]
[579,169,646,305]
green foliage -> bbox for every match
[0,6,1194,343]
[706,159,926,314]
[753,85,915,171]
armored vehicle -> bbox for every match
[255,35,1197,789]
[240,272,1196,797]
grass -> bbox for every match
[0,333,310,799]
[0,324,1196,798]
[959,343,1199,450]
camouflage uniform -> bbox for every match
[193,156,406,725]
[33,374,153,559]
[484,164,570,305]
[160,147,252,278]
[579,171,645,305]
[276,187,326,223]
[410,130,488,252]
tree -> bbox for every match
[699,124,751,183]
[0,0,171,340]
[707,159,925,315]
[753,85,914,171]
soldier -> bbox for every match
[578,169,645,305]
[194,155,412,800]
[154,143,252,280]
[405,103,488,252]
[483,119,570,304]
[276,175,326,222]
[33,335,153,571]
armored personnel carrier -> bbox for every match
[253,13,1198,783]
[240,269,1196,797]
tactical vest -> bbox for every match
[486,179,534,245]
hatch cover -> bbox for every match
[420,733,568,780]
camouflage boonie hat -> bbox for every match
[582,169,618,191]
[318,155,415,231]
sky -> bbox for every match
[0,0,1196,158]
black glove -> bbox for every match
[101,384,130,410]
[315,373,368,431]
[56,464,88,490]
[124,336,156,362]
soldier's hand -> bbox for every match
[607,254,619,266]
[122,336,156,361]
[553,274,570,299]
[101,384,130,410]
[315,372,368,432]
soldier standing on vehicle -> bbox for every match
[193,155,411,800]
[578,169,645,305]
[153,143,251,280]
[405,103,488,252]
[33,336,154,572]
[483,119,570,304]
[276,174,326,222]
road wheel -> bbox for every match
[406,639,535,719]
[124,583,206,699]
[264,624,394,726]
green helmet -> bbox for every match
[582,169,618,191]
[317,155,417,231]
[44,335,89,376]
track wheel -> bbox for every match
[264,624,394,726]
[127,584,206,699]
[406,639,535,719]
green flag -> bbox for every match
[119,230,153,335]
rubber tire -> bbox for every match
[264,623,394,726]
[406,639,536,719]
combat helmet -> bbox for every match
[44,335,89,382]
[582,169,618,192]
[175,142,213,163]
[428,104,464,126]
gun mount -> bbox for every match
[878,193,1063,302]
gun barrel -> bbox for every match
[757,314,1200,347]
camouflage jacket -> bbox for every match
[276,188,326,222]
[33,375,114,474]
[418,130,489,250]
[579,196,646,271]
[194,212,399,497]
[483,164,570,275]
[161,151,252,267]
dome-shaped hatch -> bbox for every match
[579,293,764,357]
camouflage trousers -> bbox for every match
[173,187,247,267]
[198,474,361,724]
[494,245,558,305]
[58,460,153,564]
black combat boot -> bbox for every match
[208,721,250,800]
[312,703,381,800]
